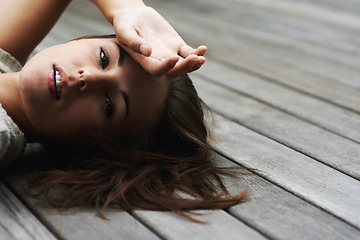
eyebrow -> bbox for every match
[121,90,130,120]
[115,43,125,66]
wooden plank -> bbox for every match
[169,0,360,89]
[227,20,360,70]
[210,114,360,228]
[231,0,360,32]
[193,60,360,144]
[216,154,360,240]
[276,0,360,17]
[147,0,360,114]
[197,16,360,70]
[192,73,360,179]
[132,209,267,240]
[4,173,160,240]
[223,38,360,89]
[152,0,360,57]
[185,0,360,42]
[0,181,57,240]
[196,49,360,143]
[132,153,360,240]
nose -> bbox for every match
[77,68,115,91]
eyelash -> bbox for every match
[105,94,114,118]
[100,47,109,69]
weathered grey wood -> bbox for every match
[148,0,360,113]
[198,16,360,71]
[155,0,360,61]
[290,0,360,14]
[195,14,360,90]
[4,173,160,240]
[234,0,360,32]
[193,61,360,145]
[0,181,57,240]
[211,114,360,228]
[290,0,360,16]
[184,0,360,51]
[132,209,267,240]
[132,153,360,240]
[192,71,360,180]
[196,59,360,143]
[214,155,360,240]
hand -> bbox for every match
[112,6,207,77]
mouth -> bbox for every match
[53,66,62,100]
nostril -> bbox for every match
[78,69,85,88]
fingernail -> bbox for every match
[199,56,206,64]
[139,44,149,56]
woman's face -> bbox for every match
[19,38,169,141]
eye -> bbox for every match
[105,94,114,118]
[100,47,109,69]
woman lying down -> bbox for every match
[0,0,246,221]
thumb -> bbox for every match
[115,23,152,57]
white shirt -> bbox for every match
[0,48,26,167]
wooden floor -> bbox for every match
[1,0,360,239]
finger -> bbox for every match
[194,46,207,56]
[122,44,179,76]
[166,55,199,77]
[140,56,179,76]
[178,44,196,58]
[115,24,152,57]
[178,45,208,58]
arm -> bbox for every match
[91,0,145,23]
[0,0,71,65]
[91,0,207,76]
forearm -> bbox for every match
[0,0,71,65]
[90,0,145,24]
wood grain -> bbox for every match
[211,114,360,228]
[3,173,160,240]
[0,181,56,240]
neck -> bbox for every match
[0,72,34,140]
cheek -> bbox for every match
[62,102,102,130]
[27,98,103,140]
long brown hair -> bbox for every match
[25,67,246,222]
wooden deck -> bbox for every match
[1,0,360,239]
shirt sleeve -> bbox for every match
[0,106,26,168]
[0,130,12,167]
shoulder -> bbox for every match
[0,103,26,167]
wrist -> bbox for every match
[91,0,145,24]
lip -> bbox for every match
[48,65,69,100]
